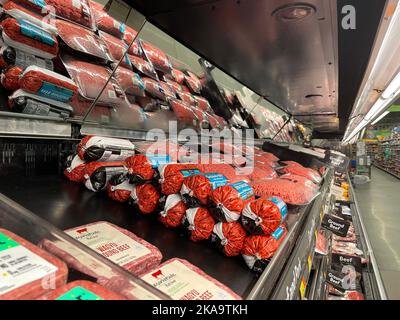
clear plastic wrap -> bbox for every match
[89,0,125,38]
[129,54,158,80]
[114,67,145,97]
[169,98,197,127]
[140,40,172,73]
[1,65,22,90]
[142,77,168,101]
[98,31,131,68]
[158,194,187,228]
[47,0,94,29]
[64,154,87,182]
[278,162,322,184]
[193,95,211,112]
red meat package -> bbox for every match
[280,173,318,190]
[0,228,68,300]
[141,40,172,73]
[194,96,211,112]
[135,140,188,162]
[158,194,187,228]
[168,68,185,84]
[315,230,329,255]
[241,226,287,273]
[182,207,215,242]
[114,67,145,97]
[46,0,94,29]
[42,221,162,277]
[159,163,202,195]
[61,55,126,106]
[125,154,171,184]
[141,258,241,300]
[107,173,135,202]
[250,177,320,206]
[98,31,131,68]
[1,65,22,91]
[78,135,136,162]
[159,80,176,99]
[206,112,221,129]
[69,95,111,122]
[279,162,322,184]
[198,164,248,183]
[184,70,202,94]
[83,161,127,192]
[169,99,198,127]
[64,154,87,182]
[19,66,78,103]
[236,164,278,181]
[192,106,210,129]
[142,77,168,101]
[37,280,125,300]
[241,197,287,235]
[1,17,58,59]
[129,183,160,215]
[89,0,125,38]
[55,19,108,60]
[164,77,183,93]
[176,90,197,106]
[129,55,158,80]
[181,172,228,207]
[210,221,247,257]
[123,25,141,54]
[210,181,255,222]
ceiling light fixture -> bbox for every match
[372,111,390,125]
[272,3,316,22]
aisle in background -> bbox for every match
[354,167,400,299]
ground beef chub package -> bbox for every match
[181,172,228,207]
[126,154,170,183]
[0,45,54,71]
[83,161,127,192]
[64,154,87,182]
[47,0,94,29]
[90,2,125,39]
[182,207,215,242]
[1,18,58,59]
[169,99,197,126]
[210,222,247,257]
[107,173,135,202]
[129,183,160,215]
[78,135,136,162]
[38,280,126,300]
[158,194,187,228]
[129,54,158,80]
[242,226,287,273]
[1,65,22,91]
[159,164,201,195]
[114,67,145,97]
[241,197,287,235]
[141,258,241,300]
[98,31,131,68]
[0,228,68,300]
[141,41,172,74]
[210,181,255,222]
[19,66,78,103]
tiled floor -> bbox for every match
[354,167,400,299]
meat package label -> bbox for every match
[203,173,228,189]
[326,269,346,292]
[230,181,254,200]
[268,196,288,221]
[141,260,237,300]
[15,49,53,71]
[24,99,51,116]
[31,0,46,8]
[66,223,151,267]
[146,154,171,168]
[19,20,55,46]
[321,214,350,237]
[271,226,285,241]
[180,169,201,177]
[56,286,103,300]
[38,82,74,103]
[0,232,58,295]
[332,253,362,273]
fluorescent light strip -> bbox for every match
[372,111,390,125]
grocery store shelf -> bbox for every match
[373,163,400,180]
[306,254,329,300]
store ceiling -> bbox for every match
[127,0,386,136]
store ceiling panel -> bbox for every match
[126,0,386,135]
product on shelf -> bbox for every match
[331,240,364,258]
[1,65,22,90]
[142,77,168,101]
[191,106,209,129]
[182,207,215,242]
[123,25,139,52]
[42,221,162,277]
[181,173,228,207]
[158,194,187,228]
[250,177,320,205]
[129,183,160,214]
[210,181,255,222]
[328,291,365,300]
[193,95,211,112]
[135,140,189,163]
[8,89,73,118]
[279,173,318,190]
[55,19,109,60]
[83,161,127,192]
[176,90,197,106]
[1,18,58,59]
[19,66,78,103]
[129,54,158,80]
[158,163,201,195]
[184,70,202,94]
[206,112,222,129]
[89,0,125,38]
[168,68,185,84]
[0,45,53,70]
[198,164,248,183]
[135,96,161,112]
[210,221,247,257]
[46,0,94,29]
[125,154,170,184]
[278,161,322,184]
[37,280,126,300]
[141,258,241,300]
[164,77,183,93]
[158,80,176,99]
[241,226,287,273]
[169,98,197,126]
[241,197,287,235]
[315,230,329,255]
[61,55,125,105]
[0,228,68,300]
[114,67,145,97]
[64,154,87,182]
[107,173,135,202]
[77,135,136,162]
[140,40,172,74]
[98,31,131,68]
[238,165,277,181]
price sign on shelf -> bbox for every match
[321,214,350,237]
[307,254,312,273]
[299,276,306,300]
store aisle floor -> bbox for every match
[354,167,400,299]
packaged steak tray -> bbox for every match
[0,228,68,300]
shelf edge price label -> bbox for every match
[299,276,306,299]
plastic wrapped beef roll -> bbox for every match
[142,77,168,101]
[193,95,211,112]
[114,67,145,97]
[158,194,187,228]
[241,197,287,235]
[1,18,58,59]
[107,173,135,202]
[182,207,215,242]
[123,25,141,55]
[8,89,73,118]
[77,135,136,162]
[89,1,125,38]
[181,173,228,207]
[176,90,197,106]
[129,55,158,80]
[241,226,287,273]
[1,65,22,91]
[168,68,186,84]
[210,222,246,257]
[19,66,78,103]
[184,70,202,94]
[98,31,132,68]
[141,40,172,73]
[129,183,160,215]
[64,154,87,183]
[46,0,94,29]
[125,154,171,184]
[210,181,255,222]
[0,45,53,70]
[169,99,198,127]
[83,161,127,192]
[158,164,201,195]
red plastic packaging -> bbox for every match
[158,194,187,228]
[169,68,185,84]
[98,31,131,68]
[107,173,134,202]
[125,154,159,183]
[193,95,211,112]
[176,90,197,106]
[211,221,247,257]
[129,55,158,79]
[184,70,202,94]
[182,207,215,242]
[64,154,87,182]
[89,1,125,38]
[83,161,127,192]
[123,25,141,55]
[142,77,167,101]
[1,65,22,90]
[169,99,197,126]
[47,0,94,29]
[114,67,145,97]
[159,163,202,195]
[141,40,172,73]
[130,183,160,214]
